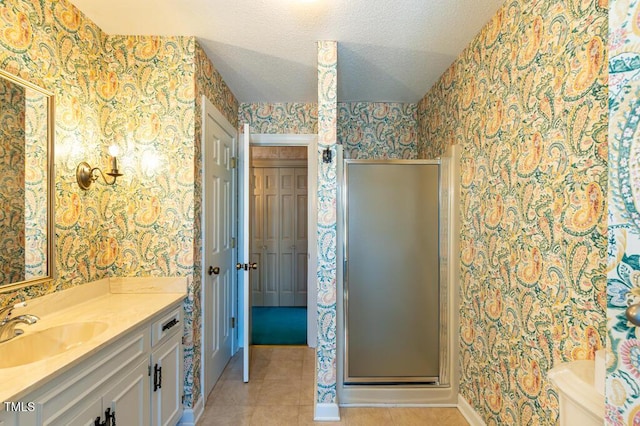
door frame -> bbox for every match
[200,96,238,399]
[248,133,318,347]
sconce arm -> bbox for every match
[76,161,123,190]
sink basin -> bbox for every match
[0,321,108,368]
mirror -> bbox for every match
[0,68,54,290]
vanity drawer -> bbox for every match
[151,307,181,347]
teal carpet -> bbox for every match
[252,307,307,345]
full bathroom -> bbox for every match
[0,0,633,424]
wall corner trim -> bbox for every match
[178,396,204,426]
[457,394,486,426]
[314,403,341,421]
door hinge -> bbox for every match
[231,317,236,329]
[148,364,151,376]
[230,157,237,169]
[181,394,185,404]
[231,237,236,248]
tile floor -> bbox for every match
[198,346,469,426]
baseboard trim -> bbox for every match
[458,394,486,426]
[314,403,341,421]
[178,396,204,426]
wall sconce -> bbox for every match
[322,147,332,163]
[76,145,123,190]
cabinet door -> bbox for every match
[0,410,14,426]
[102,360,150,426]
[151,337,182,426]
[65,397,102,426]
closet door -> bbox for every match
[279,168,296,306]
[250,168,264,306]
[294,168,308,306]
[251,165,308,307]
[262,168,280,306]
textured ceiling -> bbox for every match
[69,0,505,103]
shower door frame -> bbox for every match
[341,159,450,386]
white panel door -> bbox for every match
[239,124,252,383]
[203,98,234,396]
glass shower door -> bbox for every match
[344,160,441,384]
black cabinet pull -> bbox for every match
[105,407,116,426]
[154,364,162,391]
[153,364,158,391]
[162,318,179,331]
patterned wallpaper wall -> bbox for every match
[239,102,418,159]
[418,0,607,424]
[24,88,49,281]
[0,0,239,410]
[239,102,317,134]
[316,40,338,405]
[0,78,25,284]
[0,0,106,298]
[337,102,417,159]
[607,1,640,423]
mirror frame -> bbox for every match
[0,68,55,292]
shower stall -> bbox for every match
[337,146,460,404]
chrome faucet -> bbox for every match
[0,302,24,323]
[0,303,39,343]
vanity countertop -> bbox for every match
[0,277,187,406]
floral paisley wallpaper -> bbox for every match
[338,102,417,159]
[0,0,106,296]
[316,40,338,405]
[239,101,417,159]
[239,102,318,134]
[419,0,607,424]
[0,0,239,410]
[607,0,640,423]
[0,78,26,284]
[24,88,49,281]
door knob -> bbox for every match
[236,263,243,270]
[626,303,640,326]
[250,262,258,270]
[208,266,220,275]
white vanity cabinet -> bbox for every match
[1,304,183,426]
